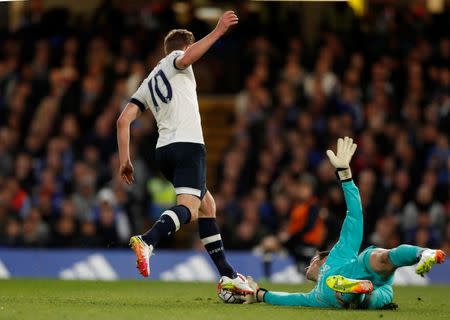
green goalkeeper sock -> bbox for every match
[388,245,423,267]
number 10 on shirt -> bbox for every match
[148,70,172,112]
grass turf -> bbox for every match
[0,280,449,320]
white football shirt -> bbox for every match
[130,50,204,148]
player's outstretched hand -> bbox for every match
[326,136,357,169]
[215,11,238,35]
[119,160,135,185]
[326,137,357,181]
[238,276,259,304]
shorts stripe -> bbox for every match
[175,187,201,197]
[162,210,180,231]
[201,234,222,245]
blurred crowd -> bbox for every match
[0,1,449,266]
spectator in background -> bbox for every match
[71,165,97,221]
[262,191,291,234]
[369,214,400,249]
[23,207,49,247]
[303,56,338,99]
[51,214,77,247]
[48,197,78,248]
[34,168,64,219]
[403,184,445,244]
[14,153,35,192]
[77,220,100,247]
[93,188,131,246]
[7,177,31,218]
[1,217,23,247]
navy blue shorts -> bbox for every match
[155,142,207,199]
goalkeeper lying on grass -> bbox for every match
[242,137,446,309]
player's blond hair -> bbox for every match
[164,29,195,55]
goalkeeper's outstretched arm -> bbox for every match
[326,137,363,259]
[260,291,321,307]
[241,277,325,307]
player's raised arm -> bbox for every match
[116,102,141,185]
[175,11,238,69]
[326,137,363,259]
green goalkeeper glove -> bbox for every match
[326,137,357,181]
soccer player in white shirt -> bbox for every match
[117,11,253,294]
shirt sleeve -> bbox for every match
[164,50,187,75]
[328,180,363,261]
[264,291,322,307]
[130,81,149,112]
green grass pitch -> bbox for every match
[1,280,449,320]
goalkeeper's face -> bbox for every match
[305,255,326,282]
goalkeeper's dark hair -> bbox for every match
[318,250,330,260]
[164,29,195,54]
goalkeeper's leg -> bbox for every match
[369,245,446,277]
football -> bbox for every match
[217,287,244,304]
[217,278,245,304]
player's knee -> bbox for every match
[370,249,396,275]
